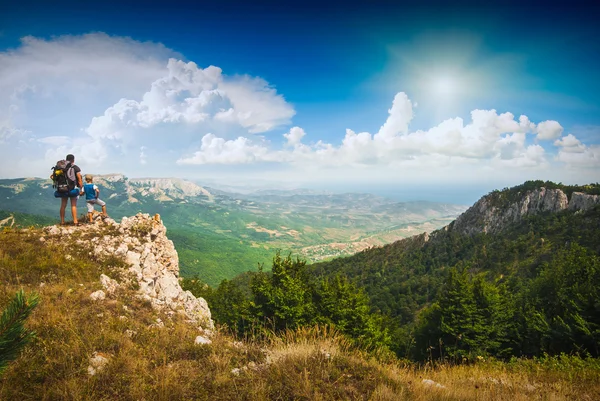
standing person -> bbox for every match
[51,154,83,225]
[81,174,108,222]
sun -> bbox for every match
[432,76,455,97]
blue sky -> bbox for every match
[0,0,599,203]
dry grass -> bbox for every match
[1,227,599,400]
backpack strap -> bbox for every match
[65,163,77,190]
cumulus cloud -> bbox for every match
[284,126,306,146]
[554,134,599,167]
[0,32,596,185]
[0,33,177,176]
[554,134,585,152]
[178,92,553,174]
[375,92,414,141]
[177,134,271,165]
[0,33,174,125]
[84,59,295,164]
[86,59,295,135]
[0,33,297,177]
[536,120,564,140]
[1,33,173,87]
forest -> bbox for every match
[183,181,600,361]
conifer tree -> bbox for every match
[317,274,390,350]
[251,252,316,331]
[529,244,600,355]
[438,265,476,360]
[0,290,39,376]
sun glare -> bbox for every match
[433,77,455,97]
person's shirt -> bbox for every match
[83,183,98,201]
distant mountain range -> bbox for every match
[0,175,467,285]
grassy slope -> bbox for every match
[0,210,57,227]
[1,226,600,400]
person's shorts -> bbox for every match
[54,188,80,198]
[86,198,106,213]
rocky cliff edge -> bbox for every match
[450,188,600,236]
[42,213,214,334]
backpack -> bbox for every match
[51,160,76,193]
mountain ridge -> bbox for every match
[301,181,600,359]
[449,185,600,236]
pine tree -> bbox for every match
[0,290,39,376]
[529,244,600,355]
[211,279,254,336]
[251,252,316,331]
[438,265,476,361]
[316,275,390,350]
[471,275,507,356]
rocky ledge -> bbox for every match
[42,212,214,333]
[451,188,600,236]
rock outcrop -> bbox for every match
[42,213,213,332]
[450,188,600,236]
[568,192,600,211]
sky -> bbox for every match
[0,0,599,203]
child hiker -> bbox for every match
[81,174,108,222]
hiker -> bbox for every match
[50,154,83,225]
[81,174,108,222]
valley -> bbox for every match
[0,175,467,285]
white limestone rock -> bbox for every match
[87,352,109,376]
[568,192,600,211]
[452,187,570,235]
[89,290,106,301]
[195,335,212,345]
[422,379,446,389]
[100,274,119,295]
[42,212,214,332]
[115,242,129,257]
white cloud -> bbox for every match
[493,144,547,168]
[86,59,294,136]
[0,33,297,178]
[37,136,70,146]
[284,126,306,146]
[554,134,599,167]
[375,92,413,141]
[0,32,596,186]
[177,133,271,165]
[219,75,295,133]
[140,146,147,165]
[1,33,173,89]
[556,145,600,167]
[0,33,176,176]
[0,33,174,126]
[535,120,563,140]
[554,134,585,152]
[84,59,295,163]
[177,92,551,175]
